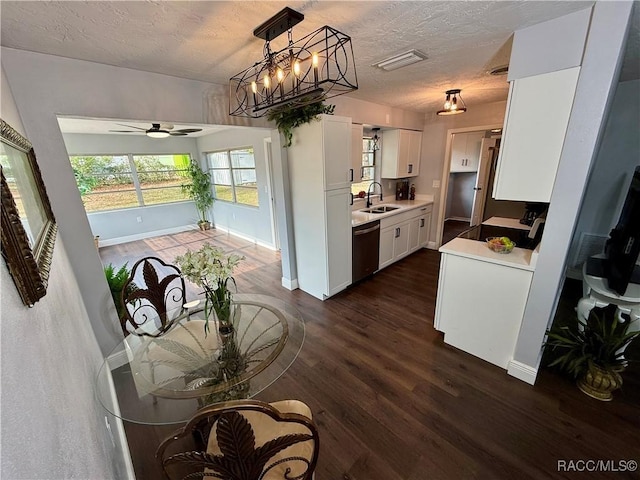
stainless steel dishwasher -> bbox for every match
[352,220,380,283]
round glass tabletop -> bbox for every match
[95,294,305,425]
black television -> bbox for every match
[603,166,640,295]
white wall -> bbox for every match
[1,66,128,480]
[566,79,640,271]
[196,127,275,247]
[63,132,202,242]
[510,1,633,382]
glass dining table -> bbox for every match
[95,294,305,425]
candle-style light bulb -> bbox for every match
[276,68,285,99]
[312,52,319,87]
[444,93,451,110]
[293,60,301,94]
[293,60,301,76]
[451,96,458,111]
[263,74,271,89]
[251,81,258,105]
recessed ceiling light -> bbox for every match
[372,50,427,71]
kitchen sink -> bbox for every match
[362,206,400,214]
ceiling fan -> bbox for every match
[109,123,202,138]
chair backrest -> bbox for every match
[156,399,319,480]
[120,256,186,337]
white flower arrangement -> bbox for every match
[175,243,245,334]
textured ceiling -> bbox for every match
[1,1,637,117]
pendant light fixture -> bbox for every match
[437,89,467,116]
[371,128,381,151]
[229,7,358,118]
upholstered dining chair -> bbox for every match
[156,399,320,480]
[120,256,189,337]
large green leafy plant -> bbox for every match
[544,309,639,378]
[182,161,214,224]
[104,262,137,320]
[267,96,335,147]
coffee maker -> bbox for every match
[520,202,548,226]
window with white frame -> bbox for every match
[69,154,191,212]
[206,147,259,207]
[351,137,378,196]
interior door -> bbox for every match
[470,138,498,226]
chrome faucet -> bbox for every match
[366,181,383,208]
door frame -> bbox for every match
[263,137,280,249]
[436,123,503,248]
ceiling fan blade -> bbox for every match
[115,123,147,131]
[169,132,188,136]
[109,130,138,133]
[174,128,202,134]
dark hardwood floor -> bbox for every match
[442,219,471,245]
[100,229,640,480]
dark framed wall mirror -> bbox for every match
[1,118,57,306]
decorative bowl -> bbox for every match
[486,237,516,254]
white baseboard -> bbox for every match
[447,216,471,223]
[212,224,277,251]
[427,241,437,250]
[507,360,538,385]
[104,366,136,479]
[281,277,299,290]
[98,225,198,247]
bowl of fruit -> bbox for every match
[486,237,516,254]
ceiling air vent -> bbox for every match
[372,50,427,71]
[489,64,509,76]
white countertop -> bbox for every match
[482,216,531,231]
[351,195,434,227]
[439,237,538,272]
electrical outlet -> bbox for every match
[136,216,142,223]
[387,181,393,190]
[432,180,441,188]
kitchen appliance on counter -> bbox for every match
[352,220,380,283]
[520,202,548,226]
[395,180,409,200]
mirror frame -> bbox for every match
[1,118,57,306]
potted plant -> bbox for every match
[267,95,335,147]
[544,309,639,401]
[182,160,214,230]
[104,262,137,321]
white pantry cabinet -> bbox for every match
[350,123,364,183]
[450,131,484,173]
[287,114,353,300]
[381,129,422,178]
[493,67,580,202]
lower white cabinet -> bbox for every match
[434,252,533,369]
[379,205,432,269]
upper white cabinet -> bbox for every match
[493,67,580,202]
[350,123,364,183]
[287,114,353,300]
[381,129,422,178]
[450,132,484,173]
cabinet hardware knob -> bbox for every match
[350,193,354,206]
[420,219,425,227]
[349,169,354,182]
[408,164,413,173]
[395,227,400,238]
[473,187,482,191]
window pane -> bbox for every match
[362,152,375,167]
[82,189,139,212]
[141,186,190,206]
[207,152,229,168]
[234,186,259,206]
[133,154,189,183]
[230,148,255,168]
[214,185,234,202]
[351,180,373,196]
[361,166,375,181]
[233,169,257,186]
[212,170,232,186]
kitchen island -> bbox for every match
[434,236,540,370]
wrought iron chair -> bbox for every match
[120,256,189,337]
[156,399,320,480]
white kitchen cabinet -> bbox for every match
[287,114,353,300]
[450,131,484,173]
[379,205,432,269]
[381,129,422,178]
[409,209,432,251]
[493,67,580,202]
[434,251,533,369]
[350,123,364,183]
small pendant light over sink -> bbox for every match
[437,89,467,116]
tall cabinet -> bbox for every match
[287,114,353,300]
